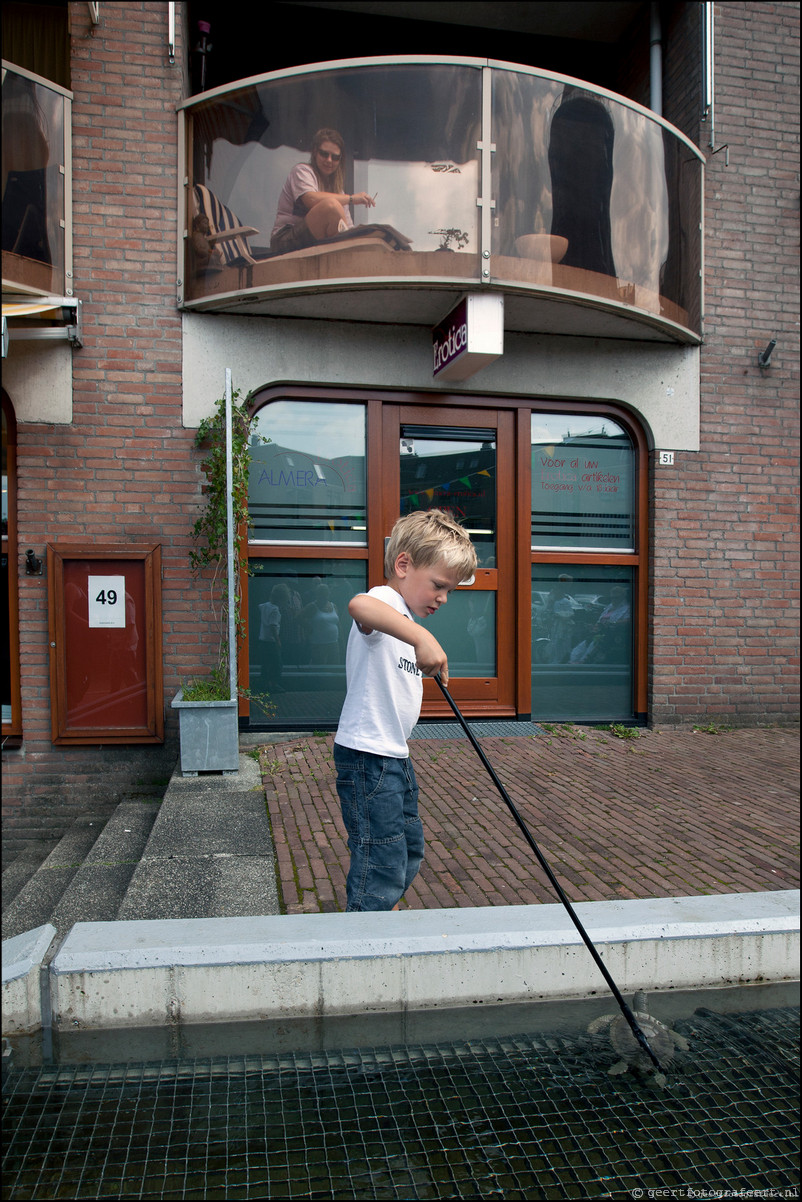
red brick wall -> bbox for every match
[650,1,800,723]
[3,2,798,831]
[2,2,216,817]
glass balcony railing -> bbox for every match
[2,62,71,298]
[179,58,703,340]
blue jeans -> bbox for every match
[334,743,424,912]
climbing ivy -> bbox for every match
[185,387,272,708]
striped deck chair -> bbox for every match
[193,184,261,268]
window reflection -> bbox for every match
[400,431,496,565]
[492,68,699,329]
[248,558,366,723]
[184,61,701,334]
[352,157,478,253]
[188,64,480,283]
[531,565,633,721]
[249,402,366,544]
[531,415,634,550]
[2,67,65,293]
[550,94,615,277]
[426,591,496,678]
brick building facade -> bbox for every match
[2,2,799,847]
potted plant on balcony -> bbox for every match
[172,374,272,774]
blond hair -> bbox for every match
[385,509,477,581]
[309,128,346,195]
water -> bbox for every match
[3,984,799,1200]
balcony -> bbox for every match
[179,57,702,344]
[2,62,71,300]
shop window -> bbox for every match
[426,591,496,679]
[531,564,634,721]
[249,401,366,544]
[531,414,634,550]
[247,557,367,724]
[244,391,645,727]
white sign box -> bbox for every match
[432,294,504,382]
[88,576,126,628]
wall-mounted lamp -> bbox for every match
[25,549,43,576]
[757,339,777,368]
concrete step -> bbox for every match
[2,854,47,910]
[47,802,160,936]
[2,832,60,870]
[118,754,280,920]
[1,818,105,940]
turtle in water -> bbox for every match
[587,991,689,1086]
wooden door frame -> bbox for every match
[383,403,517,717]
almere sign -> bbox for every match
[432,294,504,382]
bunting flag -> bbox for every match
[401,466,496,509]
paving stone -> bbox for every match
[258,726,800,914]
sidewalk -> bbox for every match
[258,723,800,915]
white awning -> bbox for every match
[2,299,70,318]
[1,296,82,355]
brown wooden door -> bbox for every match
[381,405,516,718]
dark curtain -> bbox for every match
[2,2,70,89]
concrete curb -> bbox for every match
[3,891,797,1035]
[1,924,58,1034]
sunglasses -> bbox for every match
[317,150,342,162]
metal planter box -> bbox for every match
[172,689,239,775]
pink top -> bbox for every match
[271,163,353,239]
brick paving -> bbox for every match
[259,724,800,915]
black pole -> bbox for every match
[434,675,664,1073]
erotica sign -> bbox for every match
[433,299,469,374]
[432,294,504,381]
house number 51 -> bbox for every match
[658,451,675,465]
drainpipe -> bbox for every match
[701,2,728,162]
[650,1,663,116]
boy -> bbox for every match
[334,509,477,912]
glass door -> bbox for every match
[385,406,516,717]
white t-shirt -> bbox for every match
[335,585,423,758]
[258,601,280,643]
[271,163,354,239]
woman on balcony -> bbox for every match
[270,128,375,254]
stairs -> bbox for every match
[2,806,159,942]
[117,752,280,921]
[2,753,280,946]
